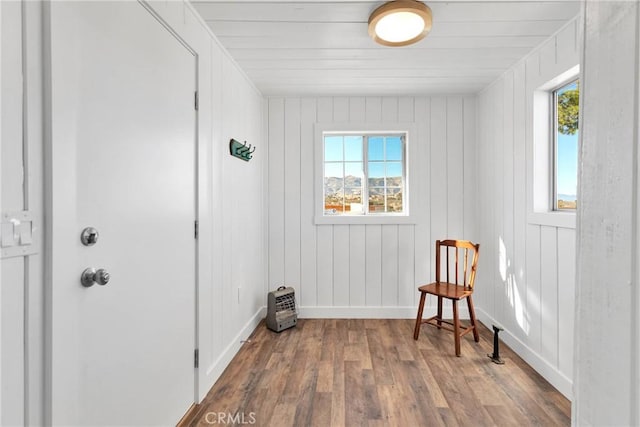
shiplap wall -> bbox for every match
[1,2,45,424]
[573,2,640,424]
[267,96,477,317]
[2,2,27,424]
[476,18,579,398]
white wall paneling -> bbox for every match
[1,1,26,424]
[492,76,505,325]
[1,1,45,424]
[284,98,301,302]
[539,226,559,366]
[0,258,24,425]
[268,98,285,291]
[333,225,350,305]
[446,98,465,239]
[299,98,317,307]
[398,225,415,308]
[573,1,640,425]
[381,225,399,306]
[476,17,579,399]
[462,98,477,243]
[413,98,431,306]
[349,225,366,306]
[512,61,528,348]
[364,225,382,307]
[267,96,477,317]
[556,228,575,378]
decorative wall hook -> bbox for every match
[229,139,255,162]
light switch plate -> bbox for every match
[19,221,32,245]
[1,222,16,248]
[1,211,38,259]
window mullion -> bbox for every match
[402,135,406,213]
[552,91,558,211]
[363,135,369,215]
[383,136,388,213]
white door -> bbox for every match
[48,2,197,425]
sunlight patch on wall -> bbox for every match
[500,237,530,335]
[509,277,530,335]
[499,237,507,282]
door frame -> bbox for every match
[138,0,201,405]
[42,1,202,422]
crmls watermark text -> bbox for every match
[204,412,257,425]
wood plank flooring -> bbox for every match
[189,319,570,426]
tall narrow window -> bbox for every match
[554,79,579,210]
[323,133,406,216]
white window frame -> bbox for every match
[314,123,417,225]
[529,65,579,229]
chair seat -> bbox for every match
[418,282,473,300]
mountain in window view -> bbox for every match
[324,175,401,195]
[324,175,360,194]
[557,194,577,209]
[558,193,577,202]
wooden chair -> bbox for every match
[413,239,480,356]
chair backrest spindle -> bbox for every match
[435,240,441,284]
[435,239,480,289]
[446,246,450,284]
[463,248,469,288]
[455,248,459,285]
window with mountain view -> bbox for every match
[554,79,579,210]
[323,133,405,216]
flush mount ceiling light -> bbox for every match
[368,0,432,47]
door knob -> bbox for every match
[81,267,110,287]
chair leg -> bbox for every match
[467,295,480,343]
[436,296,443,329]
[414,291,427,340]
[452,300,461,357]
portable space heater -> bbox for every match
[266,286,298,332]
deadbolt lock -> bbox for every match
[81,227,99,246]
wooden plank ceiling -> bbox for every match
[190,0,580,96]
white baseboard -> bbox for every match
[476,308,573,400]
[298,305,470,319]
[200,306,266,401]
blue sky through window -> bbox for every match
[324,135,403,178]
[557,133,578,197]
[324,136,343,162]
[344,136,363,161]
[368,137,384,161]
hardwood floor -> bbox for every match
[189,319,570,426]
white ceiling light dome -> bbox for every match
[368,0,433,47]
